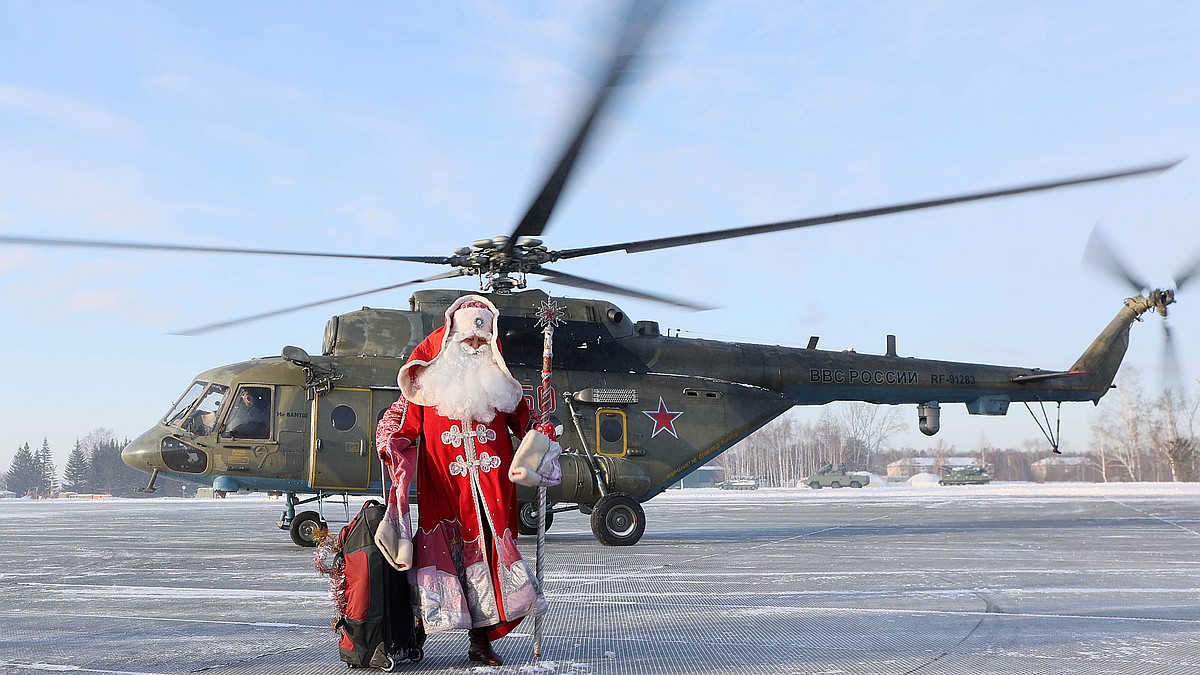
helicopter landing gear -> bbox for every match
[289,510,327,547]
[135,468,159,494]
[590,493,645,546]
[517,501,555,536]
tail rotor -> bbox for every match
[1083,224,1194,388]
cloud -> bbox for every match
[0,82,137,140]
[62,286,127,312]
[140,73,214,98]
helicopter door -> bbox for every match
[312,387,373,490]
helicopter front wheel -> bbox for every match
[517,501,555,536]
[590,493,645,546]
[289,510,327,547]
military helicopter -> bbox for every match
[2,1,1192,547]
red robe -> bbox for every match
[376,377,545,640]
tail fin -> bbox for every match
[1069,294,1165,398]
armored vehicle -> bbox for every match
[939,466,992,485]
[804,465,870,489]
[721,477,760,491]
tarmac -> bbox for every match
[2,482,1200,674]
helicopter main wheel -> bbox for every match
[517,501,555,536]
[590,493,646,546]
[290,510,326,547]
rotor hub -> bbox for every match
[451,235,555,294]
[1152,288,1176,316]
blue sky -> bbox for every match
[2,1,1197,471]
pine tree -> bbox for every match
[5,443,40,496]
[82,431,146,496]
[64,441,91,492]
[36,438,58,494]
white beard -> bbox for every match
[416,341,521,424]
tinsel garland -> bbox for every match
[313,531,348,628]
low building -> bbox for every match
[887,456,980,480]
[674,465,726,489]
[1031,455,1099,482]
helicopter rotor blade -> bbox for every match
[1161,319,1184,392]
[554,159,1183,260]
[536,268,714,311]
[173,269,470,336]
[0,234,450,264]
[503,0,669,252]
[1173,248,1200,292]
[1082,224,1151,293]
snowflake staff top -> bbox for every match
[533,299,565,427]
[536,299,567,331]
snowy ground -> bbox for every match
[2,483,1200,674]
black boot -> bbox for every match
[468,627,502,666]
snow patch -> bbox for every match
[0,664,166,675]
[852,471,883,487]
[468,660,593,674]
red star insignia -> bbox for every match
[643,397,683,439]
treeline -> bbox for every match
[720,404,910,485]
[1088,374,1198,482]
[1,429,180,498]
[720,378,1198,484]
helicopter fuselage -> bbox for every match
[120,287,1158,546]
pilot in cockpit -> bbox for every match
[225,387,271,438]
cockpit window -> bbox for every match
[164,382,207,427]
[187,385,229,436]
[223,385,273,439]
[175,384,229,436]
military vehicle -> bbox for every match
[804,465,871,489]
[940,466,993,486]
[720,478,760,491]
[0,2,1192,548]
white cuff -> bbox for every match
[509,431,562,487]
[373,508,412,571]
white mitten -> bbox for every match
[538,439,563,486]
[373,507,413,571]
[509,431,562,487]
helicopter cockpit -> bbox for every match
[163,380,275,440]
[163,381,228,437]
[123,374,289,488]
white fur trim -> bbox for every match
[397,294,522,406]
[451,305,493,339]
[374,516,413,571]
[509,431,561,487]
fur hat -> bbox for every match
[449,298,494,340]
[397,294,522,407]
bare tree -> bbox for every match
[1153,386,1199,482]
[1087,372,1200,482]
[1091,373,1151,481]
[835,402,907,470]
[722,404,906,486]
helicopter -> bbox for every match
[3,2,1194,547]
